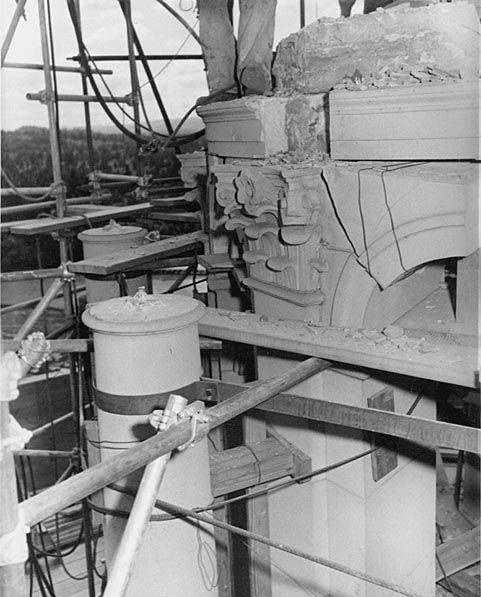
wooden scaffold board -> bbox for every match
[68,231,207,275]
[198,308,479,388]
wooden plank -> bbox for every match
[10,202,152,235]
[438,570,480,597]
[436,527,480,581]
[200,379,481,454]
[210,437,294,497]
[245,410,272,597]
[147,211,201,223]
[198,308,478,388]
[68,231,207,275]
[208,386,234,597]
[66,204,115,214]
[456,250,479,330]
[1,217,39,232]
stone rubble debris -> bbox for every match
[332,64,462,91]
[216,310,446,357]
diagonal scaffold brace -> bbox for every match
[19,357,329,528]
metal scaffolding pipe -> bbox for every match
[1,287,85,315]
[0,267,72,282]
[1,0,28,66]
[2,61,113,74]
[1,194,111,216]
[91,171,139,183]
[13,277,65,341]
[20,357,327,527]
[69,53,204,62]
[1,186,52,198]
[26,92,133,104]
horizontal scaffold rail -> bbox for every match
[198,308,479,388]
[9,202,152,235]
[19,358,328,526]
[3,61,113,74]
[2,337,222,353]
[201,379,481,454]
[26,91,133,104]
[1,186,52,197]
[68,53,203,61]
[1,194,110,216]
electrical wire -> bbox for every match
[138,29,192,90]
[153,0,205,48]
[86,389,428,595]
[1,166,54,201]
[92,490,424,597]
[66,0,203,147]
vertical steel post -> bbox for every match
[73,0,95,171]
[37,0,67,245]
[122,0,142,174]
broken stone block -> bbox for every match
[177,151,209,188]
[273,1,480,94]
[322,161,479,288]
[196,94,328,158]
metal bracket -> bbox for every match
[177,400,209,451]
[368,388,398,482]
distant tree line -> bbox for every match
[1,126,204,272]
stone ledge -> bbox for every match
[197,94,328,159]
[329,80,480,160]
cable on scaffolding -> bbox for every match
[116,0,174,137]
[66,0,206,148]
[1,166,55,202]
[154,0,205,48]
[138,29,192,91]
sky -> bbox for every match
[0,0,359,131]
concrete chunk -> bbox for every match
[273,1,480,94]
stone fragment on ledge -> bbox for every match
[273,1,480,94]
[196,94,328,159]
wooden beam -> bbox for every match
[438,570,480,597]
[200,379,481,454]
[436,526,480,581]
[147,211,201,223]
[9,203,152,235]
[210,436,301,497]
[198,308,478,388]
[68,231,207,275]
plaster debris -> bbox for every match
[215,310,449,359]
[273,1,480,94]
[332,64,461,91]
